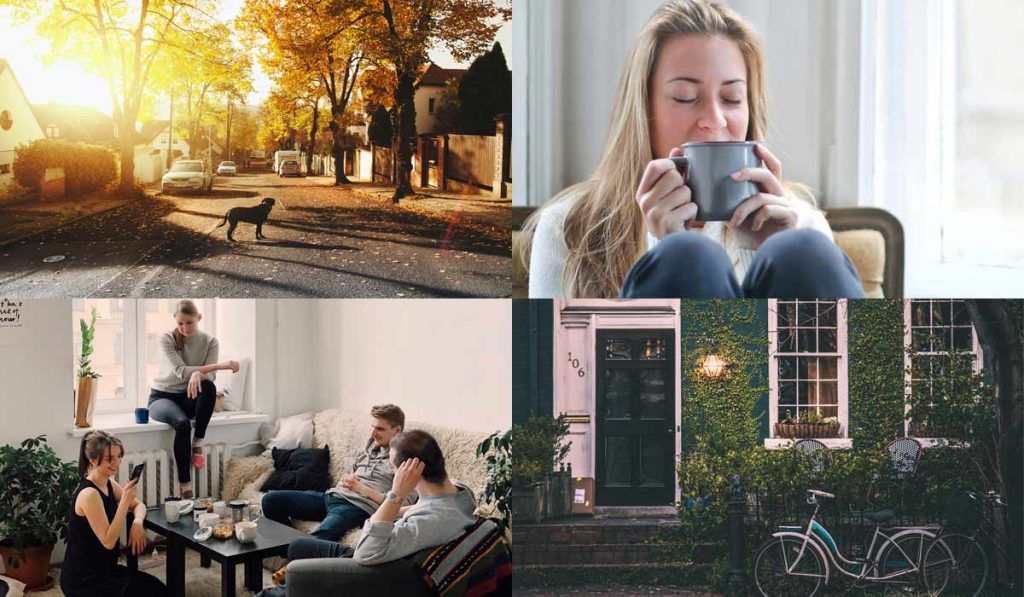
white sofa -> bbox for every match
[221,409,491,544]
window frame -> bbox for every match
[767,299,850,447]
[902,299,983,441]
[73,299,217,416]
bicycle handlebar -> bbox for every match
[967,490,1005,505]
[808,489,835,499]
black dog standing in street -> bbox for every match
[216,197,276,241]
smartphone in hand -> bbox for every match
[130,462,146,482]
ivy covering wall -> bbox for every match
[669,299,1002,593]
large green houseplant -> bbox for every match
[476,428,512,537]
[0,435,79,589]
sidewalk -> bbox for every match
[345,182,511,231]
[0,191,140,247]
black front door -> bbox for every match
[595,329,675,506]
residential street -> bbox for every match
[0,171,511,297]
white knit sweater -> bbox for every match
[528,190,835,298]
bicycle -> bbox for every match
[921,490,1016,596]
[753,489,953,596]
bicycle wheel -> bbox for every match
[875,531,933,593]
[922,533,988,596]
[754,536,826,597]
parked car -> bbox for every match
[216,161,237,176]
[161,160,213,194]
[278,160,301,177]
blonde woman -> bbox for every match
[524,0,864,299]
[148,300,238,499]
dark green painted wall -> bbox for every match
[512,299,553,425]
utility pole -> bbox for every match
[165,86,174,170]
[226,98,232,163]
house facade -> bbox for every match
[31,103,116,146]
[133,121,192,183]
[513,299,985,508]
[414,63,466,135]
[0,59,45,191]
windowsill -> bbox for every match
[67,411,268,437]
[764,438,853,450]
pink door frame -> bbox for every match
[552,300,681,504]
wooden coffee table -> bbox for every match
[137,506,308,597]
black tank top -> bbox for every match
[59,478,129,597]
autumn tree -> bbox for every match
[238,0,375,184]
[2,0,218,195]
[369,0,510,201]
[150,22,254,163]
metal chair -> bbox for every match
[884,437,923,478]
[793,438,830,476]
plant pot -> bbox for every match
[775,421,840,439]
[510,486,544,524]
[74,376,97,428]
[0,543,54,590]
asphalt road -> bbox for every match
[0,172,511,297]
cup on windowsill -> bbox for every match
[135,407,149,424]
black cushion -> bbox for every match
[260,445,332,492]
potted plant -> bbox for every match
[74,307,100,428]
[0,436,79,590]
[476,428,512,538]
[510,414,571,524]
[775,410,841,439]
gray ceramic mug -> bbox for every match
[669,141,762,221]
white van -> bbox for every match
[273,150,301,175]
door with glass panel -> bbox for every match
[595,330,675,506]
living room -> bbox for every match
[0,298,512,596]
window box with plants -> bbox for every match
[774,410,841,439]
[0,436,79,591]
[511,414,572,524]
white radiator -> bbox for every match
[118,443,230,503]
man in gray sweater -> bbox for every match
[256,429,477,597]
[261,404,417,542]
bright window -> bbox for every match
[72,299,216,415]
[768,300,849,441]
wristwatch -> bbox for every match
[385,490,402,505]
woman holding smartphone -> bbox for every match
[522,0,864,299]
[60,431,166,597]
[149,300,238,499]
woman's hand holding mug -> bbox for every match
[636,147,699,239]
[727,144,798,248]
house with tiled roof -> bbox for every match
[31,103,116,146]
[414,62,467,134]
[0,58,45,191]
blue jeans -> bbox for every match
[620,228,866,299]
[261,491,369,542]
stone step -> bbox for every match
[516,518,681,546]
[516,562,715,592]
[594,506,678,519]
[518,542,682,566]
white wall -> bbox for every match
[316,300,511,433]
[415,86,445,135]
[519,0,862,208]
[0,64,45,156]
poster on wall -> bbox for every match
[0,299,30,344]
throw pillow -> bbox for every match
[407,518,511,596]
[260,411,315,456]
[260,445,332,492]
[0,574,26,597]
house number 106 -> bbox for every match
[567,352,585,377]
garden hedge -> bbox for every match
[13,139,117,195]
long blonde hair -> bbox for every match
[520,0,775,298]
